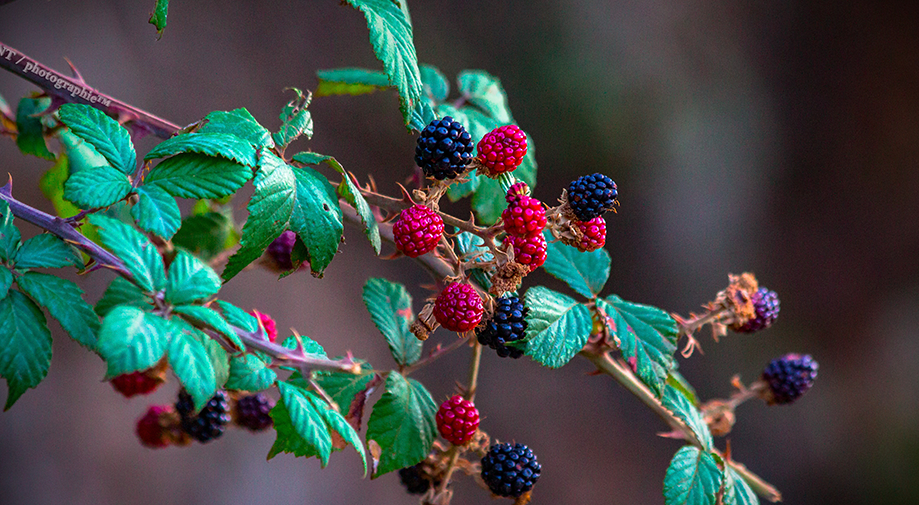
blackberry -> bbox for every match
[251,309,278,342]
[436,395,480,446]
[111,369,164,398]
[415,116,474,180]
[574,216,606,252]
[399,464,435,495]
[135,405,172,449]
[266,230,297,271]
[761,354,818,405]
[505,233,547,271]
[477,296,528,359]
[433,282,484,333]
[234,392,274,431]
[175,389,231,443]
[481,442,542,498]
[477,124,528,175]
[567,173,618,221]
[393,204,444,258]
[502,194,546,238]
[731,287,780,333]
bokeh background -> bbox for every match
[1,1,918,504]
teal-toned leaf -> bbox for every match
[15,97,53,159]
[96,306,169,378]
[131,184,181,239]
[0,291,52,410]
[39,154,81,220]
[58,103,136,175]
[293,152,379,255]
[420,64,449,102]
[272,89,313,148]
[172,210,236,261]
[215,300,259,334]
[197,108,274,149]
[289,164,344,276]
[145,132,257,167]
[343,0,423,125]
[16,272,99,349]
[662,386,713,451]
[315,68,390,97]
[314,364,374,413]
[89,215,166,293]
[280,335,327,359]
[222,152,295,282]
[226,353,276,392]
[145,153,253,199]
[310,394,368,475]
[63,164,132,209]
[366,372,437,477]
[663,446,723,505]
[198,328,229,388]
[173,304,243,350]
[408,101,436,132]
[597,295,678,397]
[0,268,11,299]
[12,234,81,269]
[522,286,592,368]
[457,70,513,123]
[165,250,221,305]
[723,467,759,505]
[95,277,148,317]
[56,129,108,174]
[0,200,20,262]
[268,381,333,466]
[667,368,699,407]
[542,229,610,299]
[362,278,420,366]
[166,319,217,411]
[148,0,169,38]
[454,231,493,290]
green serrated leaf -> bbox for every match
[89,215,166,293]
[131,184,181,239]
[454,232,493,290]
[95,277,148,317]
[662,386,714,450]
[58,104,136,175]
[0,268,11,299]
[173,304,242,350]
[269,382,333,465]
[314,363,374,413]
[39,154,81,219]
[343,0,423,126]
[198,329,229,388]
[167,318,217,411]
[667,369,699,407]
[597,295,678,397]
[215,300,259,333]
[723,467,759,505]
[315,68,391,97]
[408,101,436,132]
[145,132,257,167]
[522,287,592,368]
[15,97,53,159]
[96,306,169,378]
[663,446,723,505]
[366,372,436,477]
[165,250,221,305]
[197,109,274,149]
[13,234,81,270]
[16,272,99,349]
[0,290,52,410]
[542,229,610,299]
[457,70,513,123]
[272,90,313,148]
[145,153,253,199]
[420,64,449,102]
[280,335,327,358]
[289,165,344,276]
[309,393,368,475]
[226,353,276,392]
[63,164,132,209]
[222,152,295,282]
[362,278,420,366]
[0,200,20,262]
[56,129,107,174]
[172,210,237,261]
[148,0,169,38]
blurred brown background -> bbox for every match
[1,1,918,504]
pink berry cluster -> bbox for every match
[433,282,484,333]
[393,204,444,258]
[476,124,528,175]
[435,395,480,445]
[501,183,547,271]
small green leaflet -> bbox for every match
[167,318,218,411]
[165,250,222,305]
[272,88,313,148]
[0,268,11,299]
[15,97,53,160]
[597,295,678,397]
[58,104,136,175]
[132,184,181,239]
[662,386,713,451]
[222,152,295,282]
[39,155,81,225]
[522,286,592,368]
[144,132,257,167]
[198,327,230,388]
[454,231,493,290]
[0,291,52,410]
[419,64,449,103]
[663,446,723,505]
[315,68,390,97]
[362,278,420,367]
[0,200,20,262]
[56,129,108,174]
[293,152,380,255]
[63,164,132,209]
[144,153,253,199]
[667,368,699,407]
[723,467,759,505]
[457,70,514,123]
[314,363,374,414]
[215,300,259,334]
[172,211,237,261]
[148,0,169,39]
[172,304,242,350]
[226,354,276,392]
[15,272,99,349]
[197,109,274,150]
[89,215,166,293]
[95,277,148,317]
[408,101,437,132]
[96,306,169,378]
[343,0,423,127]
[13,234,82,270]
[289,164,344,276]
[366,372,437,477]
[280,335,327,359]
[542,229,610,299]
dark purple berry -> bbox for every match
[175,389,231,443]
[415,117,474,180]
[266,230,297,271]
[762,353,818,405]
[477,296,527,359]
[567,173,618,221]
[399,464,434,495]
[481,442,541,498]
[234,393,274,431]
[733,287,780,333]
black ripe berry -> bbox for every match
[477,296,528,359]
[480,442,542,498]
[762,354,818,405]
[175,389,231,443]
[234,392,274,431]
[415,116,474,180]
[567,173,618,221]
[399,464,434,495]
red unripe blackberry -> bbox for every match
[762,353,818,405]
[136,405,172,449]
[502,195,546,238]
[433,282,484,332]
[234,392,274,431]
[393,204,444,258]
[481,442,542,498]
[436,395,480,445]
[266,230,297,271]
[477,296,528,359]
[505,182,531,202]
[175,389,231,443]
[567,173,618,221]
[731,287,780,333]
[111,369,164,398]
[574,216,606,252]
[477,124,528,174]
[250,309,278,342]
[415,116,474,180]
[506,233,547,271]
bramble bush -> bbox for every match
[0,2,817,504]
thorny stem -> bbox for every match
[465,341,483,402]
[400,337,470,376]
[436,446,463,497]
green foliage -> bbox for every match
[362,278,420,367]
[272,88,313,149]
[288,163,344,276]
[454,231,493,290]
[145,132,257,167]
[723,467,759,505]
[0,200,20,262]
[667,369,699,407]
[58,104,136,175]
[0,268,11,299]
[63,164,132,209]
[196,109,274,149]
[171,210,237,261]
[90,215,166,293]
[457,70,514,124]
[172,305,242,350]
[15,97,53,159]
[164,250,222,305]
[0,291,52,410]
[12,234,81,270]
[420,64,449,103]
[15,272,98,349]
[542,229,611,299]
[315,68,390,97]
[131,184,181,238]
[214,300,260,334]
[522,286,593,368]
[95,277,147,317]
[96,306,168,378]
[663,446,722,505]
[226,353,276,392]
[148,0,169,38]
[662,386,713,451]
[366,372,436,477]
[167,319,219,410]
[144,154,253,199]
[314,363,374,413]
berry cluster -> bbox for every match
[393,204,444,258]
[477,124,528,175]
[436,395,480,446]
[477,296,528,359]
[415,117,474,180]
[502,184,546,238]
[399,464,435,495]
[175,389,232,443]
[110,369,164,398]
[433,282,484,333]
[566,173,618,221]
[266,230,298,271]
[251,309,278,342]
[480,442,542,498]
[731,287,780,333]
[762,354,818,405]
[135,405,174,449]
[234,393,274,431]
[573,216,606,253]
